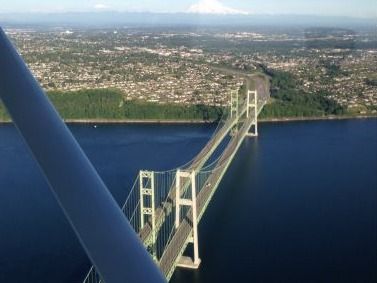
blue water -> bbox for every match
[0,119,376,282]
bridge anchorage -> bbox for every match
[83,83,269,283]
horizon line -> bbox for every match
[0,10,376,20]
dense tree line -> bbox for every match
[27,89,223,121]
[260,70,346,118]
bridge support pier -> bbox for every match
[246,90,258,137]
[139,170,157,260]
[175,169,201,269]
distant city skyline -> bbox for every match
[0,0,376,19]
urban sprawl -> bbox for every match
[6,26,377,113]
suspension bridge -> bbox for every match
[83,76,270,282]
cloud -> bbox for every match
[187,0,249,15]
[94,4,109,10]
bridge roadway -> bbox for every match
[139,76,269,249]
[83,76,269,282]
[159,98,267,280]
[139,100,245,245]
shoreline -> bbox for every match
[259,115,377,123]
[0,115,376,125]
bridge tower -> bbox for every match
[139,170,157,260]
[246,90,258,137]
[230,90,239,136]
[175,169,201,269]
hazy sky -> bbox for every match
[0,0,376,19]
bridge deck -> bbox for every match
[159,99,267,279]
[140,76,269,246]
[138,104,245,245]
[83,75,270,283]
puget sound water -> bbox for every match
[0,119,376,282]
